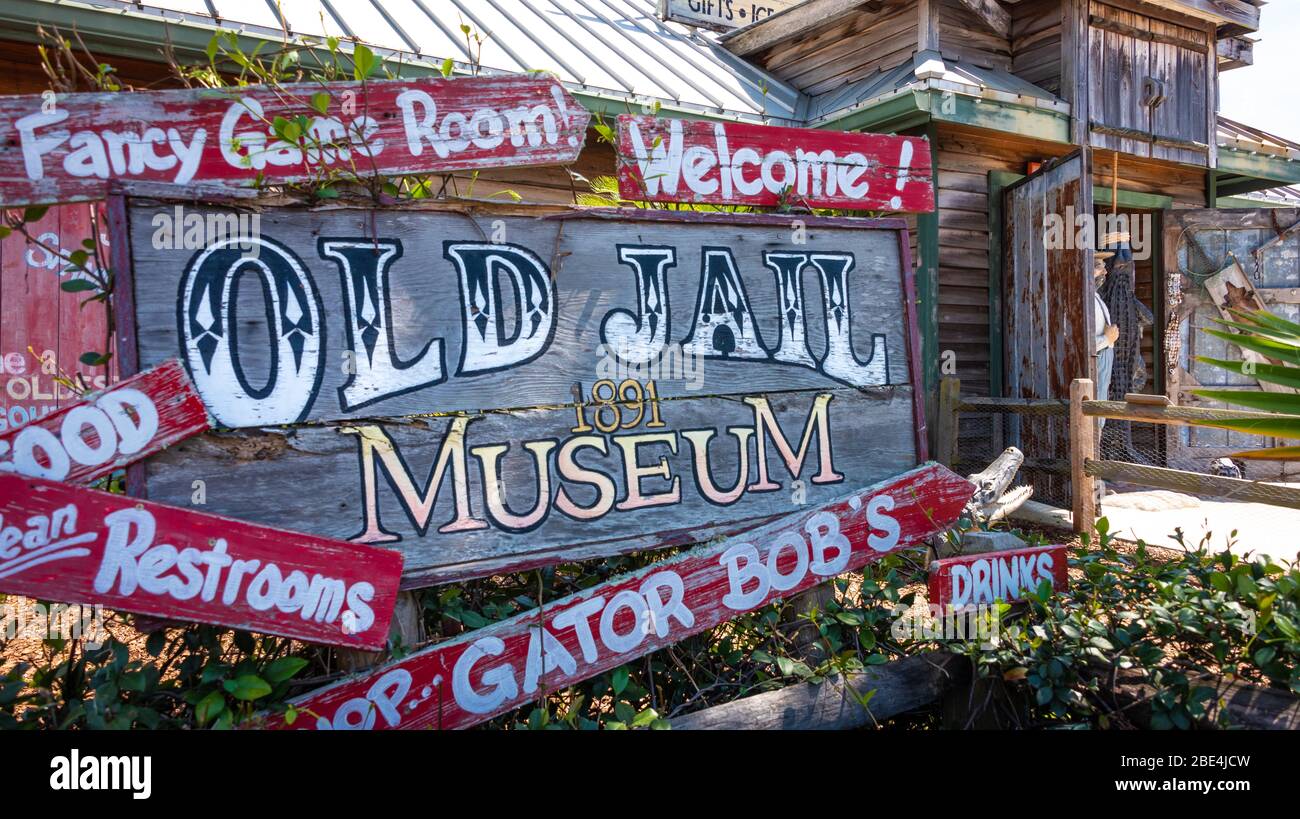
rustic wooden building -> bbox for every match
[2,0,1296,481]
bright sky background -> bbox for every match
[1219,2,1300,140]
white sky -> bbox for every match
[1219,3,1300,140]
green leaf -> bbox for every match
[611,665,629,695]
[1195,356,1300,391]
[195,690,225,726]
[60,278,97,293]
[223,675,272,701]
[23,205,49,223]
[1203,329,1300,365]
[79,352,110,366]
[353,44,376,80]
[1191,415,1300,440]
[263,656,307,683]
[440,57,454,78]
[310,91,331,115]
[1191,389,1300,417]
[205,34,220,62]
[1228,445,1300,461]
[630,708,658,728]
[1208,571,1232,592]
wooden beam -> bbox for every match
[955,0,1010,38]
[1085,460,1300,510]
[1081,398,1293,425]
[918,0,940,53]
[718,0,875,57]
[669,654,957,730]
[1217,35,1254,71]
[1143,0,1259,32]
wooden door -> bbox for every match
[1002,150,1095,502]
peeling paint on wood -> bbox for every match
[116,200,925,586]
[0,359,208,486]
[928,544,1067,611]
[0,77,589,207]
[260,462,973,730]
[617,115,934,212]
[0,472,403,649]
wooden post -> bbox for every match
[337,591,426,673]
[1070,378,1096,535]
[935,377,961,467]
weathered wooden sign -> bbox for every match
[928,544,1068,612]
[1,202,116,429]
[617,116,934,212]
[0,359,208,485]
[658,0,803,30]
[0,76,589,206]
[264,462,971,729]
[0,472,403,649]
[116,201,923,586]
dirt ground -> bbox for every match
[1101,490,1300,565]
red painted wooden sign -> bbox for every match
[0,359,208,485]
[928,544,1069,612]
[263,462,971,730]
[616,115,934,212]
[0,472,403,649]
[0,76,590,206]
[1,202,116,429]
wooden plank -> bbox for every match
[616,116,934,212]
[121,201,923,586]
[928,544,1068,610]
[0,358,208,485]
[258,462,974,730]
[0,77,590,207]
[658,0,804,31]
[122,202,917,425]
[954,0,1010,38]
[0,472,403,648]
[1086,459,1300,509]
[719,0,877,57]
[142,388,920,588]
[1082,398,1286,425]
[669,652,957,729]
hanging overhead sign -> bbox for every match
[0,472,403,649]
[115,201,925,586]
[0,76,590,207]
[616,116,934,212]
[658,0,803,31]
[928,544,1069,612]
[263,462,972,730]
[0,359,208,486]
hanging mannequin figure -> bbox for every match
[1098,231,1155,462]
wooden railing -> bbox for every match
[1069,378,1300,532]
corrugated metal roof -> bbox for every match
[74,0,801,121]
[1219,115,1300,160]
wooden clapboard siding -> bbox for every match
[938,0,1011,70]
[747,0,917,94]
[1089,150,1206,206]
[1011,0,1064,96]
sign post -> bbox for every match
[928,544,1069,612]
